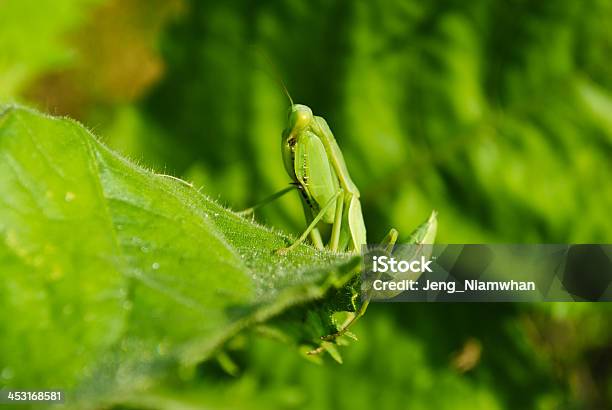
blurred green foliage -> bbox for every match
[2,0,612,408]
[0,0,102,100]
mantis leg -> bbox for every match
[329,193,345,252]
[309,228,325,250]
[237,185,295,216]
[300,199,325,250]
[277,189,343,255]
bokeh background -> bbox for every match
[2,0,612,408]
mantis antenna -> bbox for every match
[250,46,294,106]
[278,76,294,107]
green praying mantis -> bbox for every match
[239,103,390,253]
[277,103,397,255]
[244,100,435,255]
[241,94,437,350]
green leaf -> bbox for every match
[0,105,360,405]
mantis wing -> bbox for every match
[347,195,367,251]
[293,130,340,224]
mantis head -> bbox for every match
[287,104,313,135]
